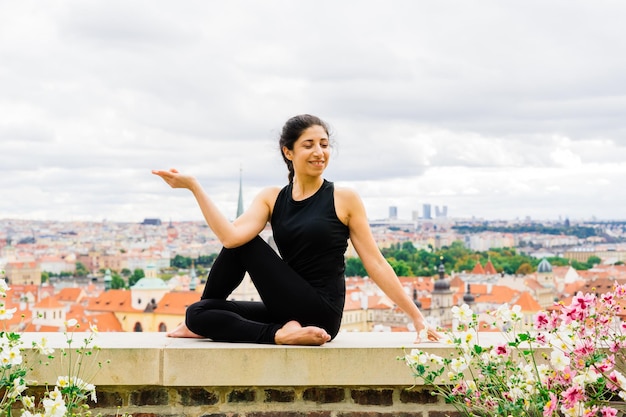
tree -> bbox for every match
[387,258,413,277]
[171,254,192,269]
[516,263,534,275]
[111,272,126,289]
[345,257,366,277]
[586,255,601,268]
[128,268,145,287]
[41,271,49,283]
[75,262,89,277]
[196,254,218,267]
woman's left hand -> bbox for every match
[152,168,198,190]
[414,322,441,343]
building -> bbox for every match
[5,260,41,285]
[422,204,432,220]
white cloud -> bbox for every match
[1,0,625,222]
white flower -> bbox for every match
[1,345,23,366]
[457,329,478,351]
[573,368,599,388]
[450,357,468,373]
[550,349,570,371]
[535,364,551,384]
[0,278,9,295]
[510,305,523,321]
[89,323,99,333]
[405,349,428,366]
[0,303,17,320]
[33,337,54,355]
[427,353,444,366]
[55,375,70,388]
[466,380,477,391]
[8,377,27,398]
[48,388,63,402]
[22,395,36,409]
[87,383,97,403]
[43,389,66,417]
[560,402,584,417]
[65,318,78,328]
[451,304,473,325]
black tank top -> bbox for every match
[271,180,349,314]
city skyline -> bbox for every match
[2,1,626,223]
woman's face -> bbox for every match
[283,125,330,178]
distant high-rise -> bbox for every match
[435,205,448,218]
[422,204,432,220]
[236,167,244,218]
[389,206,398,220]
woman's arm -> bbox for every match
[152,169,277,248]
[336,187,440,342]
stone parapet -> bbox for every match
[20,332,505,416]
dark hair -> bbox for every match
[279,114,331,183]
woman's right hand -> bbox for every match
[152,168,198,191]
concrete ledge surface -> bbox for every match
[20,332,504,387]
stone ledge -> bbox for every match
[20,332,505,387]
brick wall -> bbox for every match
[87,385,460,417]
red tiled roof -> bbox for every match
[484,260,497,275]
[471,262,485,274]
[86,312,123,332]
[57,287,84,303]
[34,296,64,309]
[85,289,134,312]
[513,291,542,312]
[468,283,519,305]
[155,292,200,315]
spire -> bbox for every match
[433,256,451,292]
[463,283,475,304]
[189,261,198,291]
[236,166,244,218]
[104,269,112,291]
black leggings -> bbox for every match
[185,236,342,344]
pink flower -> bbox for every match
[553,366,574,385]
[601,292,615,307]
[600,406,618,417]
[535,311,549,330]
[573,340,594,356]
[543,391,558,417]
[451,383,467,396]
[535,332,547,345]
[614,284,626,297]
[607,371,623,391]
[492,343,510,356]
[561,292,596,323]
[594,354,615,374]
[609,340,625,353]
[561,385,585,409]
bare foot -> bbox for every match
[166,322,204,338]
[274,320,331,346]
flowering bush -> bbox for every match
[404,284,626,417]
[0,275,109,417]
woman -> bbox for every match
[153,114,439,345]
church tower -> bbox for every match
[236,166,244,218]
[431,256,454,327]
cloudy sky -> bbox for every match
[1,1,625,223]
